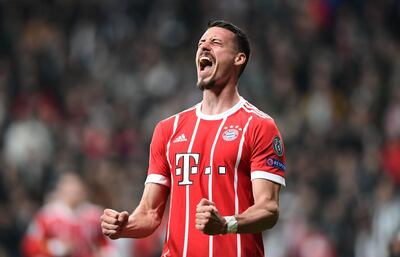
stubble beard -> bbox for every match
[196,62,218,91]
[196,77,215,91]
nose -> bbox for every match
[199,40,211,52]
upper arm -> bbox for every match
[137,183,170,221]
[235,179,281,232]
[252,179,281,226]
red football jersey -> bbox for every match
[146,97,286,257]
[21,201,116,257]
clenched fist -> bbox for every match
[100,209,129,239]
[195,198,227,235]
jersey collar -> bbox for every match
[196,97,245,120]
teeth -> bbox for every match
[199,56,212,68]
[200,56,211,62]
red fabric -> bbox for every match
[381,140,400,184]
[147,98,286,257]
[21,202,112,257]
[12,91,61,123]
[307,0,332,28]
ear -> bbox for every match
[234,52,246,67]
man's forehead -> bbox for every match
[201,27,235,40]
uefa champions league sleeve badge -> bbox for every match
[272,136,284,157]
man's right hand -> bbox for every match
[100,209,129,239]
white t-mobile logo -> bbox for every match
[175,153,199,185]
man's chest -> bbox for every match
[167,118,250,185]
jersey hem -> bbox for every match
[250,171,286,187]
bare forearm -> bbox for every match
[195,181,281,236]
[120,183,168,238]
[235,201,279,233]
[120,208,162,238]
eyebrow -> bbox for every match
[198,37,223,44]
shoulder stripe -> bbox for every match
[243,102,272,119]
[242,105,270,119]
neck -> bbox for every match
[201,83,241,115]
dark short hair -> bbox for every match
[207,20,250,77]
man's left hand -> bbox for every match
[195,198,227,235]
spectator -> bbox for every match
[21,172,118,257]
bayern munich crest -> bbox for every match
[222,125,242,141]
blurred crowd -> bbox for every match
[0,0,399,257]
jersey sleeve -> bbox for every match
[146,120,172,187]
[248,118,286,186]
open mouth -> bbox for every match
[199,56,214,72]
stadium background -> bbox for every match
[0,0,399,256]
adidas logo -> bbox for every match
[173,134,187,143]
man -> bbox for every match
[101,20,286,257]
[22,172,117,257]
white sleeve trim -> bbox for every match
[144,174,171,187]
[251,171,286,187]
